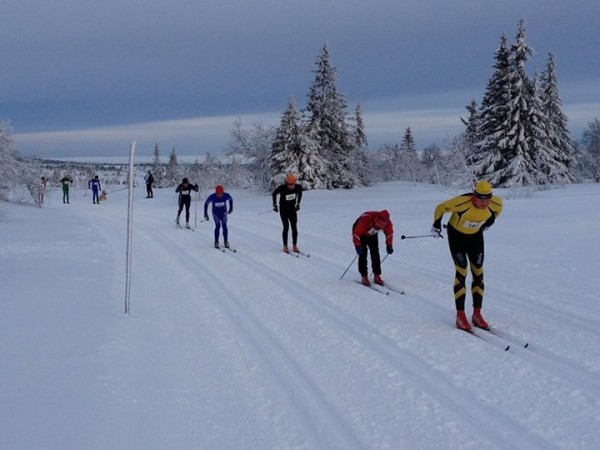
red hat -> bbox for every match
[215,184,224,194]
[376,210,390,222]
[286,174,297,184]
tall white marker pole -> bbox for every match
[125,141,136,315]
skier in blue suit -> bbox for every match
[88,175,101,204]
[204,184,233,249]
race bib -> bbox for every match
[181,190,190,195]
[285,193,297,201]
[215,201,225,207]
[463,220,483,229]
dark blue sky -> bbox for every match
[2,0,599,157]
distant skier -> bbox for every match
[204,184,233,249]
[431,180,503,332]
[88,175,101,204]
[175,177,198,228]
[60,175,73,204]
[272,174,303,253]
[352,210,394,287]
[144,170,154,198]
[38,176,47,204]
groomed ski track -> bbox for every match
[4,183,599,449]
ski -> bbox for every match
[283,250,300,258]
[214,245,226,253]
[295,251,310,258]
[354,280,390,295]
[224,246,237,253]
[463,328,510,351]
[383,283,406,295]
[483,328,529,349]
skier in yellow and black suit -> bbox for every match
[431,180,503,332]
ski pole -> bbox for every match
[194,190,198,229]
[258,209,274,215]
[340,254,359,280]
[400,234,440,240]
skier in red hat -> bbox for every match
[204,184,233,248]
[352,210,394,286]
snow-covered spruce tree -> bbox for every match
[305,44,358,189]
[468,34,512,180]
[271,98,328,189]
[461,100,480,149]
[499,20,544,186]
[524,73,554,186]
[471,21,544,187]
[538,53,575,184]
[399,127,425,184]
[165,147,180,187]
[270,98,304,186]
[151,143,164,187]
[349,103,370,186]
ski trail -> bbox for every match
[210,248,553,449]
[143,220,368,449]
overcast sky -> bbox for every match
[2,0,599,158]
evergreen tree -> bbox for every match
[399,127,424,184]
[461,100,480,148]
[350,103,370,186]
[151,143,163,186]
[165,147,179,187]
[471,21,546,187]
[539,53,575,184]
[270,98,304,186]
[468,34,512,180]
[305,44,357,189]
[526,73,553,185]
[271,98,328,189]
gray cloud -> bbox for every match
[2,0,599,157]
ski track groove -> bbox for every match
[198,234,552,449]
[85,202,567,448]
[205,210,600,409]
[137,212,367,450]
[377,259,600,389]
[83,207,267,448]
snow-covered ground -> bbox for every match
[1,180,599,449]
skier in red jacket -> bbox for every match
[352,210,394,286]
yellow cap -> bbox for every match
[474,180,492,199]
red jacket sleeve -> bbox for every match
[383,221,394,246]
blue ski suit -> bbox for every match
[204,192,233,243]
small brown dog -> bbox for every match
[98,190,107,202]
